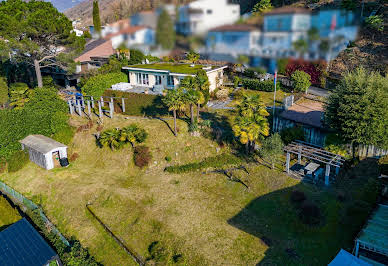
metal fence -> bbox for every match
[0,181,69,246]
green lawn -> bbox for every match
[0,195,21,229]
[0,114,379,265]
[127,63,220,75]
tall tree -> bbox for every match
[233,93,270,153]
[93,0,102,35]
[195,69,210,105]
[163,88,186,136]
[260,133,284,169]
[325,67,388,154]
[156,8,175,50]
[0,0,84,87]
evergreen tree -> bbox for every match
[156,9,175,50]
[93,0,102,35]
[325,67,388,153]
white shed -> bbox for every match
[19,135,68,170]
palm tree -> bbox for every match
[99,129,122,150]
[233,93,270,153]
[184,88,201,124]
[195,70,210,118]
[121,124,148,147]
[163,88,186,136]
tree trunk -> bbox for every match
[190,104,194,124]
[34,59,43,88]
[197,103,200,121]
[245,142,249,154]
[173,110,177,136]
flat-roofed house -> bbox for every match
[122,63,227,93]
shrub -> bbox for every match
[81,72,128,97]
[42,76,55,87]
[233,76,241,88]
[290,190,306,204]
[7,150,29,172]
[299,201,321,225]
[165,154,243,173]
[134,145,152,168]
[103,90,168,116]
[243,69,255,78]
[0,158,7,173]
[70,153,79,162]
[165,156,172,162]
[242,78,280,92]
[379,155,388,175]
[215,88,230,100]
[52,125,75,145]
[291,70,311,93]
[285,59,327,86]
[277,58,288,75]
[280,127,305,145]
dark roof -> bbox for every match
[79,38,109,57]
[19,135,67,154]
[265,7,311,15]
[209,24,260,32]
[0,218,58,266]
[280,98,324,128]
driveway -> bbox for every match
[307,86,331,98]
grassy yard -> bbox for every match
[0,114,379,265]
[0,195,21,229]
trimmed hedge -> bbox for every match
[82,72,128,97]
[241,78,281,92]
[165,154,243,173]
[103,90,168,116]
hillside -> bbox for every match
[64,0,192,27]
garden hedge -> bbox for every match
[103,90,168,116]
[81,72,128,97]
[165,154,243,173]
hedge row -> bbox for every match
[241,78,281,92]
[82,72,128,97]
[165,154,243,173]
[103,90,168,117]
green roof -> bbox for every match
[124,63,220,75]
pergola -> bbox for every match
[284,141,345,186]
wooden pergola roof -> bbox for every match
[284,141,345,168]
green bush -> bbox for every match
[277,58,288,75]
[42,76,55,87]
[82,72,128,97]
[280,127,305,145]
[165,154,243,173]
[241,78,280,92]
[379,155,388,175]
[52,125,75,145]
[7,150,29,172]
[103,90,168,116]
[291,70,311,93]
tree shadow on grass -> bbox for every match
[227,160,380,265]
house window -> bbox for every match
[155,75,162,85]
[136,73,141,84]
[142,74,149,85]
[167,76,174,86]
[207,9,212,14]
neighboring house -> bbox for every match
[0,218,61,265]
[107,26,155,51]
[273,97,327,146]
[101,19,131,38]
[122,63,227,93]
[74,39,116,73]
[20,135,68,170]
[203,7,358,72]
[206,24,261,62]
[130,5,176,29]
[176,0,240,36]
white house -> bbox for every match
[176,0,240,36]
[101,19,130,38]
[108,26,155,50]
[122,63,227,93]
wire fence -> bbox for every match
[0,181,69,246]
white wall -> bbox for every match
[177,0,240,35]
